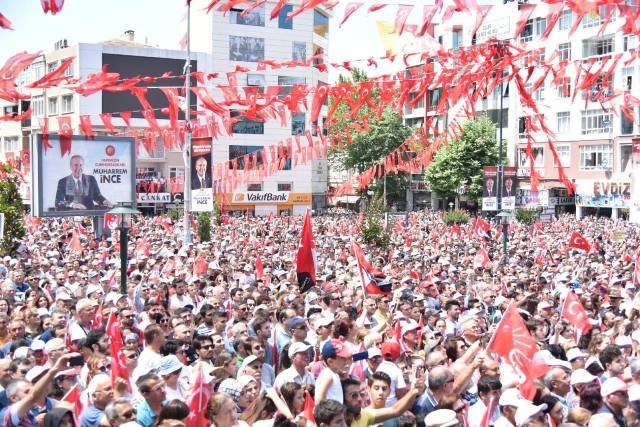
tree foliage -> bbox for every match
[0,164,25,255]
[360,193,390,248]
[328,69,412,199]
[196,211,211,242]
[424,117,500,202]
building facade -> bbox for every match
[404,1,637,219]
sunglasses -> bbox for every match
[201,345,214,350]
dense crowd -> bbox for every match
[0,209,639,427]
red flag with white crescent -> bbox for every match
[296,210,316,293]
[568,231,591,252]
[186,365,212,427]
[561,291,592,335]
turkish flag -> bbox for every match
[106,312,132,392]
[302,391,315,424]
[104,213,120,230]
[471,217,491,239]
[62,384,84,422]
[256,254,264,279]
[568,231,591,252]
[487,304,549,399]
[194,254,207,275]
[69,230,82,252]
[186,366,212,427]
[452,222,461,235]
[296,210,316,293]
[561,291,592,335]
[473,248,491,269]
[92,305,104,330]
[57,116,73,157]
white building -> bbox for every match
[406,1,637,219]
[190,0,331,216]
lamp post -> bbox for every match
[496,211,511,266]
[108,205,141,294]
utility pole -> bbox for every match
[182,0,193,244]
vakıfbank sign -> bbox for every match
[232,192,290,204]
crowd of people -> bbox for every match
[0,209,639,427]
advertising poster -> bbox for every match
[575,179,631,208]
[631,138,640,223]
[190,137,213,212]
[32,135,135,217]
[482,166,497,211]
[502,166,517,210]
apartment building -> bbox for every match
[405,1,638,219]
[0,33,210,214]
[190,0,330,216]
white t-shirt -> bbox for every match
[69,321,90,341]
[169,294,194,311]
[132,347,162,382]
[315,368,343,404]
[376,360,407,407]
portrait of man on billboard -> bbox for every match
[484,177,495,197]
[191,156,212,190]
[55,154,114,210]
[504,177,514,197]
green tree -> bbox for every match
[360,193,390,248]
[0,163,25,255]
[424,117,501,203]
[196,211,211,242]
[328,69,412,201]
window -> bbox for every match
[621,112,634,134]
[32,95,44,118]
[553,145,571,167]
[534,17,547,36]
[63,59,73,77]
[229,3,265,26]
[624,34,637,52]
[518,117,526,138]
[31,62,44,82]
[452,29,462,52]
[229,145,263,169]
[48,97,58,116]
[623,66,633,90]
[277,183,292,192]
[278,76,305,98]
[580,144,612,170]
[520,19,533,42]
[229,36,264,62]
[427,88,441,111]
[478,109,508,127]
[518,147,544,168]
[581,110,612,135]
[291,113,305,135]
[534,85,545,102]
[313,44,324,66]
[621,144,633,172]
[278,4,293,29]
[313,9,329,38]
[292,42,306,62]
[247,74,265,93]
[61,94,73,114]
[582,74,613,100]
[169,167,185,180]
[47,61,58,73]
[557,78,571,98]
[230,110,264,134]
[557,112,570,133]
[582,5,614,28]
[247,183,263,191]
[558,10,573,30]
[582,36,614,58]
[557,42,571,61]
[2,137,20,153]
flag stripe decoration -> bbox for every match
[352,241,392,295]
[296,209,316,293]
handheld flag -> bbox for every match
[352,241,392,295]
[296,210,316,293]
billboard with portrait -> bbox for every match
[31,134,135,217]
[191,137,213,212]
[482,166,517,211]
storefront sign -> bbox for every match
[575,179,631,208]
[137,193,172,203]
[232,192,290,204]
[548,196,575,206]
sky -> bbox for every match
[0,0,435,83]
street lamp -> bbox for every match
[108,205,141,294]
[496,211,512,266]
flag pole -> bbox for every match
[182,0,193,245]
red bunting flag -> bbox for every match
[514,3,536,39]
[561,291,592,335]
[57,116,73,157]
[487,303,549,399]
[29,57,74,88]
[0,13,13,30]
[296,209,316,293]
[340,2,364,27]
[79,115,95,139]
[394,5,414,35]
[568,231,591,252]
[120,111,132,127]
[41,0,65,14]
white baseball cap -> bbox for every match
[601,377,628,397]
[499,388,524,407]
[515,402,547,427]
[570,369,597,386]
[566,348,588,362]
